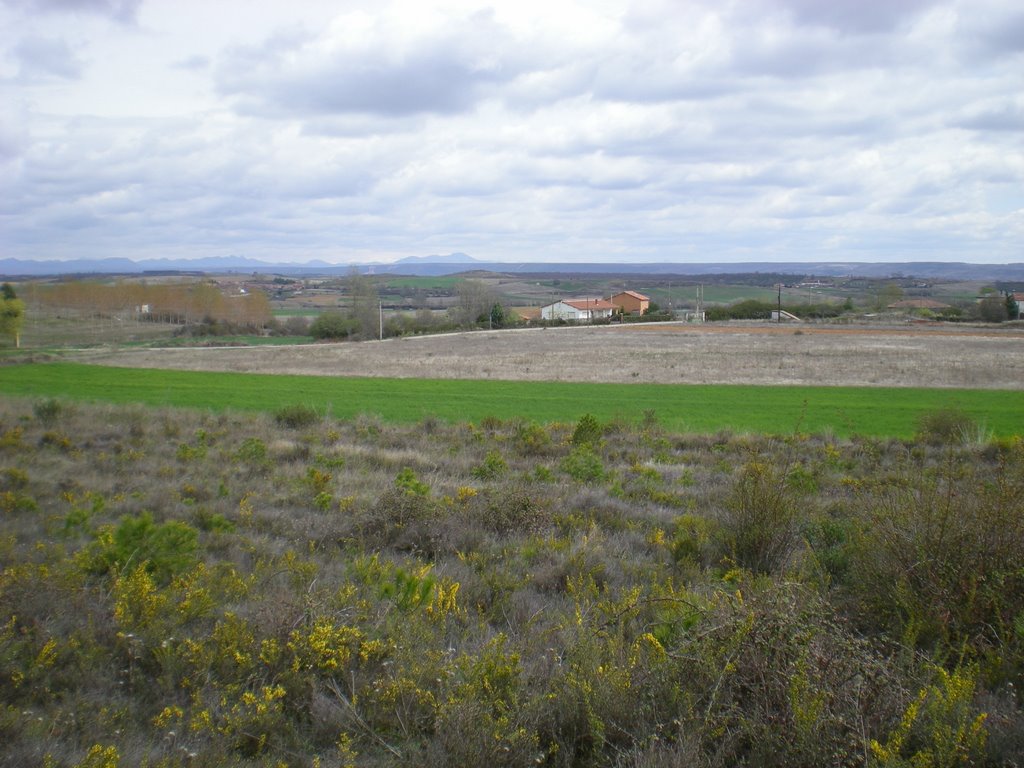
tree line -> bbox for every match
[310,276,512,341]
[23,280,271,331]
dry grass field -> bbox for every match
[69,321,1024,390]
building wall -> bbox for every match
[541,302,582,321]
[541,302,614,321]
[612,293,648,314]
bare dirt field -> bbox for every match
[68,321,1024,390]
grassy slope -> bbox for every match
[3,361,1022,438]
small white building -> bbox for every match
[770,310,803,322]
[541,298,617,321]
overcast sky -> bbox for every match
[1,0,1022,265]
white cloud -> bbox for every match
[13,35,84,80]
[1,0,142,23]
[2,0,1022,264]
[214,8,537,117]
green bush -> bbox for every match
[848,447,1024,673]
[0,467,37,514]
[671,513,720,568]
[274,403,320,428]
[192,508,236,533]
[236,436,268,463]
[561,444,606,483]
[722,460,800,574]
[915,407,978,445]
[470,487,549,535]
[471,450,508,480]
[870,666,988,768]
[680,583,903,767]
[570,413,603,447]
[33,398,65,427]
[514,423,553,456]
[361,487,438,552]
[309,311,357,339]
[83,512,199,582]
[395,467,431,497]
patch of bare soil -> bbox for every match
[68,322,1024,389]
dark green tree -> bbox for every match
[487,303,507,329]
[1006,292,1019,321]
[0,283,25,348]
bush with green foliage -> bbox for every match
[309,310,357,339]
[570,412,603,446]
[721,458,802,574]
[514,422,553,456]
[81,511,199,583]
[0,282,25,347]
[274,403,320,428]
[849,445,1024,679]
[915,407,978,445]
[471,449,508,480]
[33,398,66,427]
[561,444,606,483]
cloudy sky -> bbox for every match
[1,0,1022,265]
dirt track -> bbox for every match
[68,321,1024,390]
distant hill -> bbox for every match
[2,255,1023,281]
[0,256,273,277]
[393,252,476,265]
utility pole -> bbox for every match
[378,300,383,341]
[777,283,782,323]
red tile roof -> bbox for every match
[613,290,650,301]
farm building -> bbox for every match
[610,290,650,315]
[541,298,617,321]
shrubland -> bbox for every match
[1,397,1022,767]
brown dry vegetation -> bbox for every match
[2,397,1023,766]
[69,321,1024,389]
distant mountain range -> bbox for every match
[2,254,1023,281]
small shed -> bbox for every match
[770,310,802,322]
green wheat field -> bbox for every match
[2,362,1021,438]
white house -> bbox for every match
[541,298,617,321]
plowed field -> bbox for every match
[69,322,1024,390]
